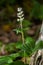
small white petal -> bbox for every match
[17,19,20,21]
[17,11,23,16]
[17,7,22,12]
[21,14,24,17]
[18,11,23,15]
[17,15,21,18]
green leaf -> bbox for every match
[39,5,43,19]
[21,37,35,56]
[0,52,20,65]
[33,41,43,52]
[23,20,32,27]
[15,42,22,49]
[0,56,13,65]
[5,43,16,52]
[13,29,21,34]
[10,61,28,65]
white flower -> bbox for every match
[17,19,20,22]
[17,7,24,22]
[17,7,22,12]
[17,11,23,16]
[21,14,24,17]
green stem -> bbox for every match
[20,20,26,64]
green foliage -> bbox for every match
[23,20,32,28]
[29,1,43,19]
[39,5,43,19]
[10,61,28,65]
[0,52,29,65]
[0,0,43,65]
[34,41,43,51]
[0,42,3,46]
[21,37,35,56]
[0,42,3,51]
[0,53,20,65]
[15,42,22,49]
[22,40,43,56]
[0,39,43,65]
[5,43,16,52]
[13,19,32,35]
[0,56,13,65]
